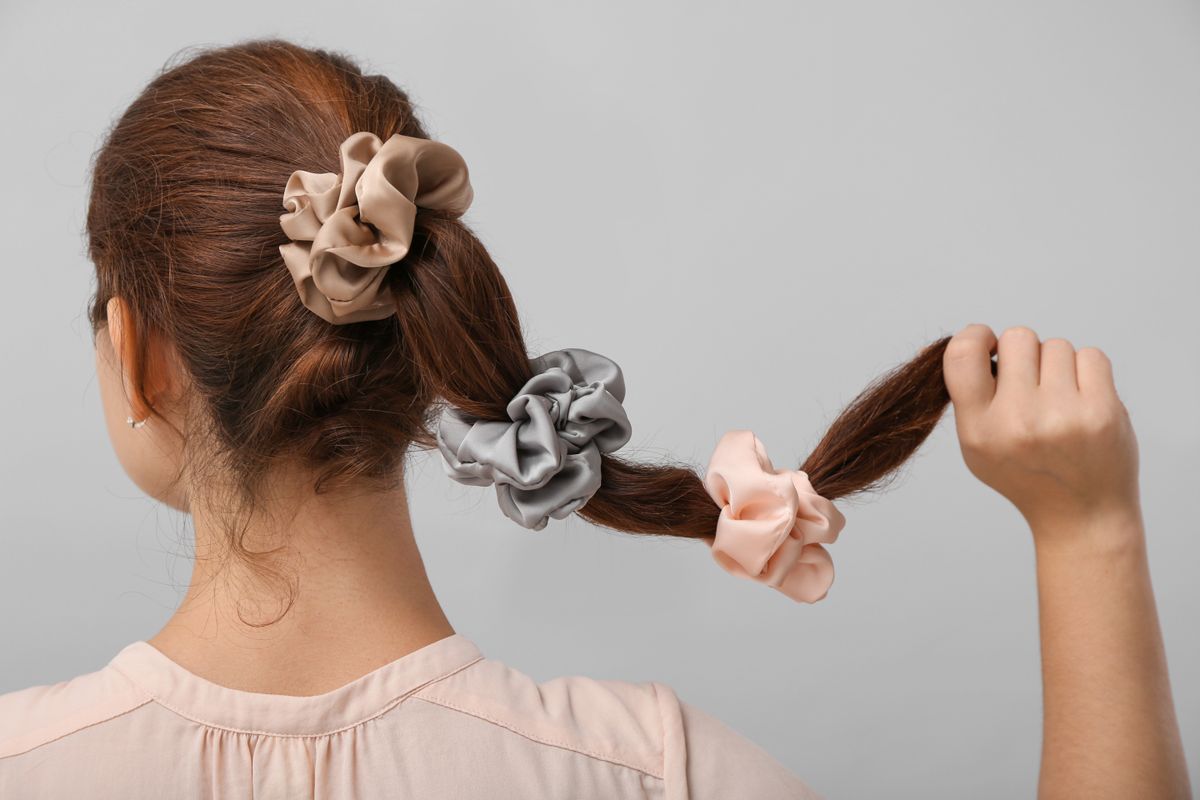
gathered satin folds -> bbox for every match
[278,131,474,324]
[702,430,846,603]
[437,348,633,531]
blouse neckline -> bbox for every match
[107,633,485,737]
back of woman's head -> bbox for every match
[86,37,955,564]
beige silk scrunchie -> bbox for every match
[277,131,474,324]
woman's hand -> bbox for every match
[942,323,1191,800]
[943,323,1141,540]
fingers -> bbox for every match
[945,325,1114,413]
[1040,338,1078,393]
[996,326,1040,394]
[1076,346,1119,403]
[943,323,998,413]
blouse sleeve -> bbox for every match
[654,681,824,800]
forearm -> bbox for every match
[1032,510,1191,799]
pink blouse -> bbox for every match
[0,632,821,798]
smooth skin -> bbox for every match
[96,296,456,695]
[944,323,1191,799]
[96,300,1190,793]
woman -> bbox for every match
[0,38,1189,799]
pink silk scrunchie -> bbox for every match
[702,429,846,603]
[278,131,474,325]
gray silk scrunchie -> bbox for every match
[436,347,633,530]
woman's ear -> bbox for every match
[97,295,189,510]
[105,296,183,421]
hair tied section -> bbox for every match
[703,429,846,603]
[435,347,633,530]
[277,131,474,325]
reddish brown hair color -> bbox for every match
[86,39,959,586]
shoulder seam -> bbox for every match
[650,680,688,800]
[413,692,664,780]
[0,695,154,761]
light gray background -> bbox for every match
[1,0,1196,796]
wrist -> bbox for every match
[1029,504,1146,562]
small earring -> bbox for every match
[126,415,147,429]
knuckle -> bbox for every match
[947,323,995,349]
[960,322,995,339]
[1042,337,1075,352]
[957,423,987,451]
[1037,408,1083,442]
[1004,414,1041,450]
[1077,346,1111,364]
[1080,401,1123,434]
[1000,325,1038,344]
[943,337,978,363]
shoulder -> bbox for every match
[412,655,824,799]
[412,654,674,780]
[0,659,151,760]
[669,697,825,799]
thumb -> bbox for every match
[943,324,998,419]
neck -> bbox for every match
[148,466,455,696]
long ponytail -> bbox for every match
[86,36,961,618]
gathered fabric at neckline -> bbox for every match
[106,633,486,738]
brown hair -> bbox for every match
[86,38,958,609]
